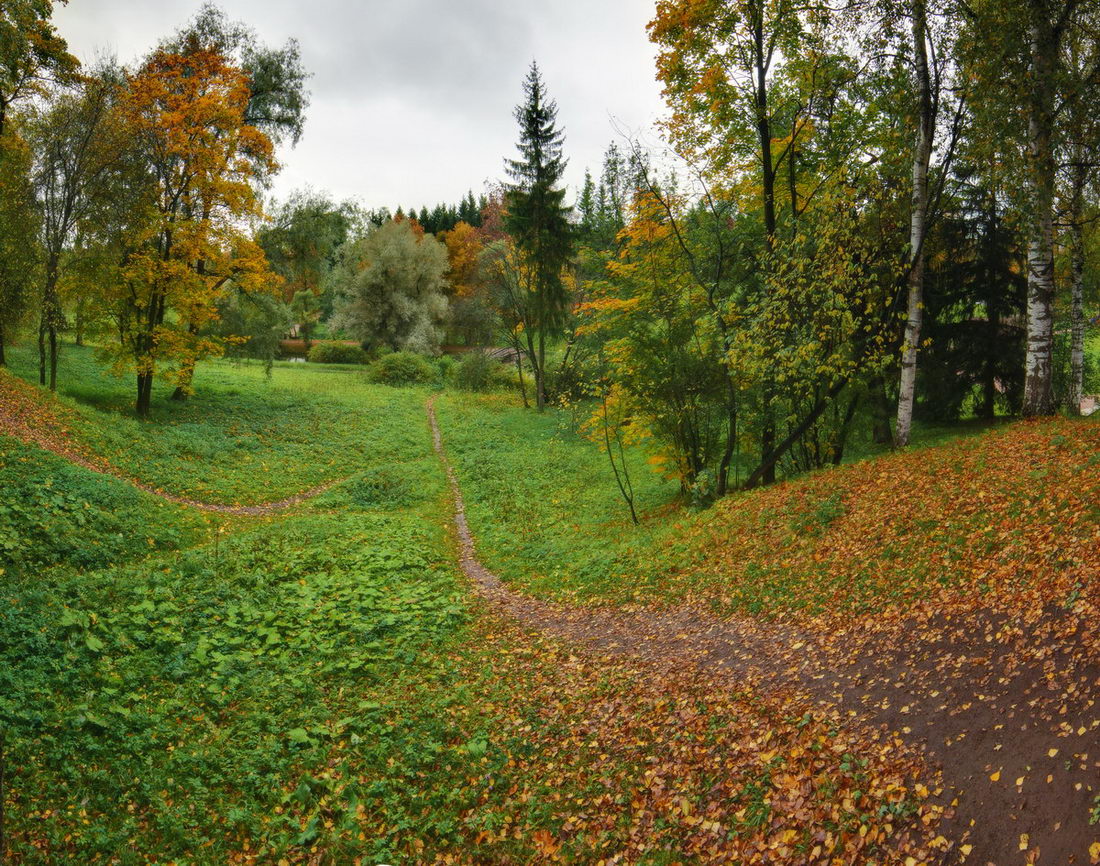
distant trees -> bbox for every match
[258,191,356,303]
[328,218,450,355]
[503,61,574,410]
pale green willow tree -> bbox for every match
[328,218,450,354]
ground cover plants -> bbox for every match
[1,360,953,864]
[1,345,431,506]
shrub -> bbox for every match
[453,351,500,392]
[435,354,456,382]
[307,342,368,365]
[365,351,436,385]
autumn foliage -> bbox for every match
[100,46,280,414]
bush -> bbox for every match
[365,351,436,385]
[307,342,369,365]
[435,354,456,382]
[453,351,500,392]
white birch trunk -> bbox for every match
[1069,155,1086,413]
[895,0,934,447]
[1022,6,1057,417]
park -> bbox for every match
[1,1,1099,863]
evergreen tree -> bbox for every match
[503,60,573,410]
[577,168,597,240]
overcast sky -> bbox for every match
[53,0,667,211]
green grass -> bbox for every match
[3,343,433,505]
[6,346,1090,861]
[434,391,684,603]
[433,389,1097,617]
[0,435,211,577]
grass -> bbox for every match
[0,435,210,578]
[3,343,432,505]
[15,347,1091,861]
[2,358,933,864]
[435,390,1099,621]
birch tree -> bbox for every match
[895,0,937,446]
[1015,0,1100,415]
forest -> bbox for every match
[1,0,1099,863]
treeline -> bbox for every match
[3,0,1096,502]
[415,0,1100,505]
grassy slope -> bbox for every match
[3,344,429,505]
[0,435,210,577]
[436,392,1100,622]
[4,363,939,864]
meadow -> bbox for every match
[1,352,937,863]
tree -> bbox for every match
[163,2,308,153]
[0,0,77,141]
[27,68,127,390]
[0,123,38,365]
[1059,11,1100,413]
[106,45,280,416]
[289,288,320,348]
[895,0,939,446]
[650,0,817,481]
[257,189,355,306]
[328,218,450,354]
[503,61,574,410]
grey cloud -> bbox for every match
[53,0,666,208]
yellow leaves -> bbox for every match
[989,769,1001,782]
[1019,832,1029,850]
[531,828,560,857]
[1089,840,1100,863]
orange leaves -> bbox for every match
[439,220,483,298]
[104,45,280,397]
[438,616,941,865]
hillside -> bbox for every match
[1,359,1098,864]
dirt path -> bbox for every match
[427,395,1100,866]
[0,371,344,515]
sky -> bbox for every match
[53,0,668,212]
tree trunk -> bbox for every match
[136,371,154,417]
[896,0,934,447]
[1022,5,1058,417]
[514,349,530,409]
[1068,153,1086,414]
[871,374,893,444]
[752,14,778,485]
[536,330,546,411]
[0,326,6,366]
[831,393,862,465]
[37,315,46,386]
[744,374,850,489]
[980,307,1000,418]
[48,325,58,391]
[74,298,85,347]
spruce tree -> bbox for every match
[503,60,573,410]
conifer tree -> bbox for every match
[503,60,573,410]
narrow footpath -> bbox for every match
[427,395,1100,866]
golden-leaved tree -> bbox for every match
[107,46,279,416]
